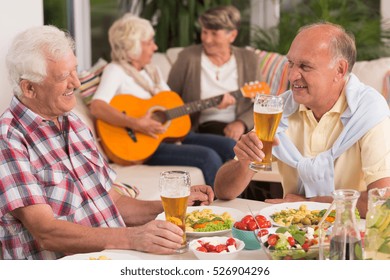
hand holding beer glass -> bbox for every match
[249,94,283,172]
[159,170,191,253]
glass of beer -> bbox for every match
[159,170,191,253]
[249,94,283,172]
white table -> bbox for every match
[63,198,271,260]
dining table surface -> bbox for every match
[62,198,272,260]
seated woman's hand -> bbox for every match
[188,185,214,206]
[224,120,245,141]
[217,93,236,109]
[135,111,166,138]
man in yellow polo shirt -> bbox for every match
[214,22,390,218]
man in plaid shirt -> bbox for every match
[0,25,214,260]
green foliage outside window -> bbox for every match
[251,0,390,61]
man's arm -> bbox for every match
[214,159,254,200]
[214,131,265,200]
[11,203,184,255]
[109,188,164,226]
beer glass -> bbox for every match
[159,170,191,253]
[249,94,283,172]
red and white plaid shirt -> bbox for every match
[0,97,125,259]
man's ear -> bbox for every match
[334,59,349,82]
[20,80,35,98]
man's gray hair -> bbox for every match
[298,21,356,73]
[6,25,75,96]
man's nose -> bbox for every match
[288,66,302,82]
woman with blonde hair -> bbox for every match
[90,14,235,187]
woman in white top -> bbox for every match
[90,14,235,187]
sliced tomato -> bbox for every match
[204,243,216,252]
[267,234,279,246]
[196,246,207,252]
[287,236,295,246]
[241,215,255,224]
[226,237,236,247]
[255,215,267,223]
[301,242,310,251]
[247,221,258,231]
[215,244,228,253]
[257,229,269,237]
[234,221,248,230]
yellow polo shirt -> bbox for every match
[277,91,390,196]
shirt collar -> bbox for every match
[10,96,70,133]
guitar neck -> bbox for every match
[165,89,242,120]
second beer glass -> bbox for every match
[249,94,283,172]
[159,170,191,253]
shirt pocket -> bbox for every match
[35,163,83,217]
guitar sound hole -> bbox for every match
[152,110,168,124]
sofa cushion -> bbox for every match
[76,58,108,106]
[166,47,184,65]
[352,57,390,100]
[151,52,172,82]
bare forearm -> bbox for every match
[89,99,137,129]
[115,197,164,226]
[214,159,254,200]
[36,220,133,253]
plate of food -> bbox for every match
[259,202,332,227]
[60,251,142,260]
[156,205,244,237]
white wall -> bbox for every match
[0,0,43,114]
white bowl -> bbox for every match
[189,236,245,260]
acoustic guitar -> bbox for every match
[96,82,270,165]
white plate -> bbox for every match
[259,202,331,226]
[156,205,244,237]
[60,251,141,260]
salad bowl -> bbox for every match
[259,225,330,260]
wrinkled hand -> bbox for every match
[233,131,264,162]
[217,93,236,109]
[265,194,307,204]
[224,121,245,141]
[129,220,184,254]
[188,185,214,206]
[135,111,166,138]
[234,131,279,162]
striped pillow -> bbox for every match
[250,48,290,95]
[76,58,108,105]
[383,70,390,104]
[112,182,140,198]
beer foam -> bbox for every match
[160,189,190,198]
[254,105,283,114]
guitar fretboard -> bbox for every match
[165,89,242,120]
